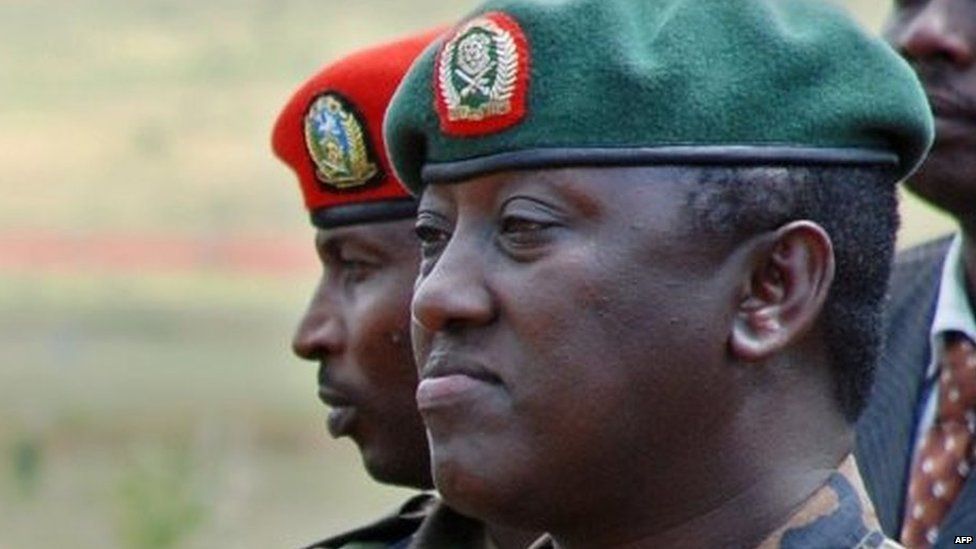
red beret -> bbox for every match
[272,28,444,228]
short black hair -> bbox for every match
[688,166,899,423]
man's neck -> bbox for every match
[550,460,844,549]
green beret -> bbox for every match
[384,0,934,193]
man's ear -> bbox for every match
[729,221,835,362]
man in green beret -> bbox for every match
[856,1,976,547]
[384,0,933,547]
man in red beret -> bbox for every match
[272,29,538,549]
[273,29,438,549]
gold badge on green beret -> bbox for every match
[435,12,530,137]
[304,93,380,190]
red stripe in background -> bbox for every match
[0,231,317,277]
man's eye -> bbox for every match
[332,247,378,284]
[340,258,369,271]
[499,216,556,249]
[415,225,450,254]
[339,259,372,283]
[415,224,447,243]
[501,216,549,235]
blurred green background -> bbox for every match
[0,1,955,548]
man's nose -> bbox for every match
[411,237,496,335]
[292,281,346,360]
[893,1,974,67]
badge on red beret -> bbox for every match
[304,92,382,190]
[435,12,530,136]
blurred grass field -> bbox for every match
[0,1,956,548]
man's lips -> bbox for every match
[416,375,497,411]
[318,386,357,438]
[927,90,976,125]
[417,353,503,411]
[421,350,503,383]
[318,385,353,408]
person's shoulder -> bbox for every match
[303,493,435,549]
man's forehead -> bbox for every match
[315,224,393,250]
[418,165,703,208]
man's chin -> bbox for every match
[360,446,432,490]
[430,449,531,523]
[433,460,497,515]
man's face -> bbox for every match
[411,168,747,530]
[293,219,430,489]
[885,0,976,220]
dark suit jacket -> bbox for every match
[856,235,976,548]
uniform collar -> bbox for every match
[529,456,900,549]
[756,455,900,548]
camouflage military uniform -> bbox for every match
[304,494,435,549]
[529,456,902,549]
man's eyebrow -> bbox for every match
[313,232,334,254]
[313,233,346,263]
[316,232,338,249]
[317,231,391,259]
